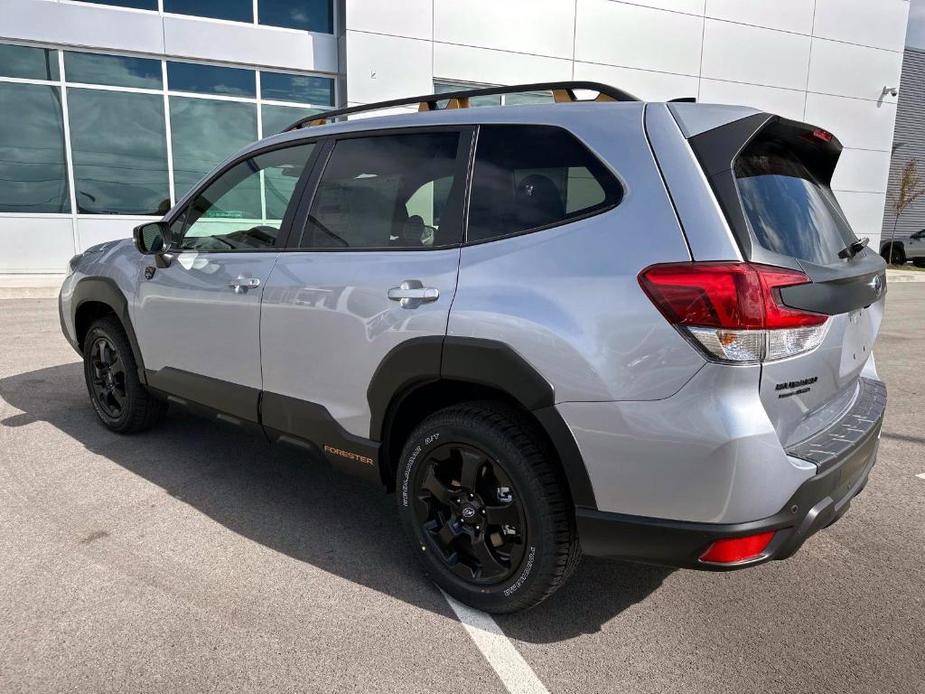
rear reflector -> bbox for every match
[638,262,829,363]
[699,531,775,564]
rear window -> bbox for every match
[734,133,856,265]
[467,125,621,243]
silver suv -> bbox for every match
[59,82,888,613]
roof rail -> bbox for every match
[283,81,639,132]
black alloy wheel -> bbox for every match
[413,442,526,584]
[88,336,127,419]
[82,316,166,433]
[397,402,581,613]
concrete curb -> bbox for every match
[0,274,64,299]
[886,269,925,283]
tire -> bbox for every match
[882,243,906,265]
[82,316,166,433]
[396,401,581,613]
[913,258,925,268]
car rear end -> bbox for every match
[576,102,887,568]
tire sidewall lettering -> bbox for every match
[401,431,439,508]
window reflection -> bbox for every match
[164,0,252,23]
[67,88,169,214]
[260,104,324,136]
[72,0,158,9]
[167,62,255,97]
[65,52,162,89]
[261,72,334,105]
[0,44,59,81]
[169,97,257,201]
[259,0,332,33]
[0,83,70,213]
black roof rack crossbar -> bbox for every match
[283,81,639,132]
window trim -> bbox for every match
[462,123,624,246]
[163,136,322,253]
[284,125,477,252]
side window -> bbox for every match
[176,142,314,251]
[300,131,466,249]
[467,125,622,243]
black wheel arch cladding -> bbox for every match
[369,336,598,508]
[71,277,147,382]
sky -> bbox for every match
[909,0,925,48]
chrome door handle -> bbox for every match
[229,277,261,293]
[387,280,439,307]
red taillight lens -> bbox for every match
[637,262,764,329]
[699,531,775,564]
[638,262,828,363]
[638,262,824,330]
[754,265,828,329]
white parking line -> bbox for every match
[441,591,550,694]
[916,473,925,480]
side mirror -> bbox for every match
[133,222,174,267]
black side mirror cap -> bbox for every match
[133,221,172,255]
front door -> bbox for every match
[134,142,317,419]
[260,128,473,442]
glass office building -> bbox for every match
[1,0,337,271]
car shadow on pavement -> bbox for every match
[0,362,670,642]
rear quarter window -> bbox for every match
[467,125,621,243]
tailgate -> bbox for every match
[684,111,887,447]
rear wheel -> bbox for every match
[913,258,925,268]
[83,317,166,433]
[397,402,580,613]
[882,243,906,265]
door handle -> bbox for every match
[387,280,439,307]
[229,277,261,294]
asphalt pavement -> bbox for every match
[0,284,922,693]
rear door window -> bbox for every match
[299,130,469,249]
[467,125,621,243]
[734,129,856,265]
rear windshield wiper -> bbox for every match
[838,237,869,259]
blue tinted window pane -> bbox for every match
[64,52,162,89]
[0,83,69,213]
[0,44,59,81]
[167,62,255,97]
[68,89,170,215]
[164,0,252,22]
[261,72,333,105]
[72,0,158,9]
[259,0,332,33]
[434,81,500,108]
[261,104,324,136]
[169,97,257,200]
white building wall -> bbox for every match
[344,0,910,248]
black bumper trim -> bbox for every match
[576,406,883,570]
[787,377,886,472]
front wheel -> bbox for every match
[397,402,580,613]
[912,258,925,268]
[83,317,166,433]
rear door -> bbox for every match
[134,142,316,418]
[260,127,473,443]
[688,114,887,447]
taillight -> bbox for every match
[638,262,829,363]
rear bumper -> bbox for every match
[576,386,884,569]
